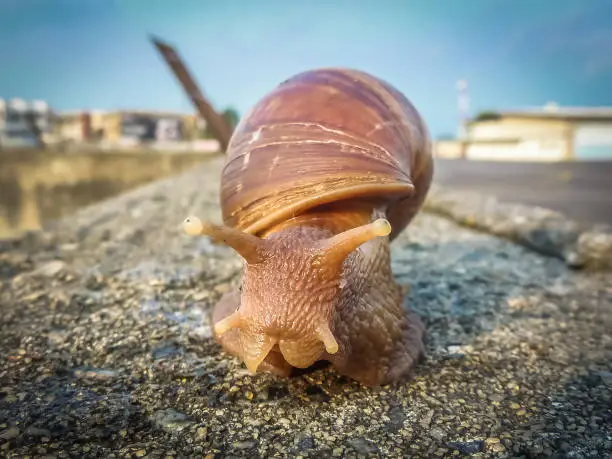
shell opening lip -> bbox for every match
[222,181,414,236]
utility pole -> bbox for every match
[150,35,234,152]
[456,79,470,140]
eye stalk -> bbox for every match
[314,218,392,268]
[182,215,270,264]
[183,216,205,236]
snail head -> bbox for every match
[182,215,391,373]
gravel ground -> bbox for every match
[0,155,611,458]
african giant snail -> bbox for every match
[183,68,433,387]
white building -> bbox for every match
[434,104,612,161]
[0,98,54,148]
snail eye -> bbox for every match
[182,216,204,235]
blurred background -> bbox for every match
[1,0,611,239]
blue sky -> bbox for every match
[1,0,612,138]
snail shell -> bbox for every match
[221,68,433,240]
[184,68,433,387]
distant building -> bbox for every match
[55,110,95,142]
[55,109,219,152]
[0,98,54,148]
[56,109,197,142]
[434,104,612,161]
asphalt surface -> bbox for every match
[1,155,611,458]
[432,159,612,227]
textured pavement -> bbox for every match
[0,155,611,458]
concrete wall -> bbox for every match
[433,138,565,162]
[464,141,523,161]
[469,117,571,142]
[433,140,465,159]
[0,148,219,239]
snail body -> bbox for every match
[184,68,433,387]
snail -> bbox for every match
[183,68,433,387]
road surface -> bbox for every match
[432,159,612,226]
[2,155,610,457]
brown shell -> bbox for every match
[220,68,433,240]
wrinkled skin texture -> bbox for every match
[211,207,427,387]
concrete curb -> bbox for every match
[423,183,612,271]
